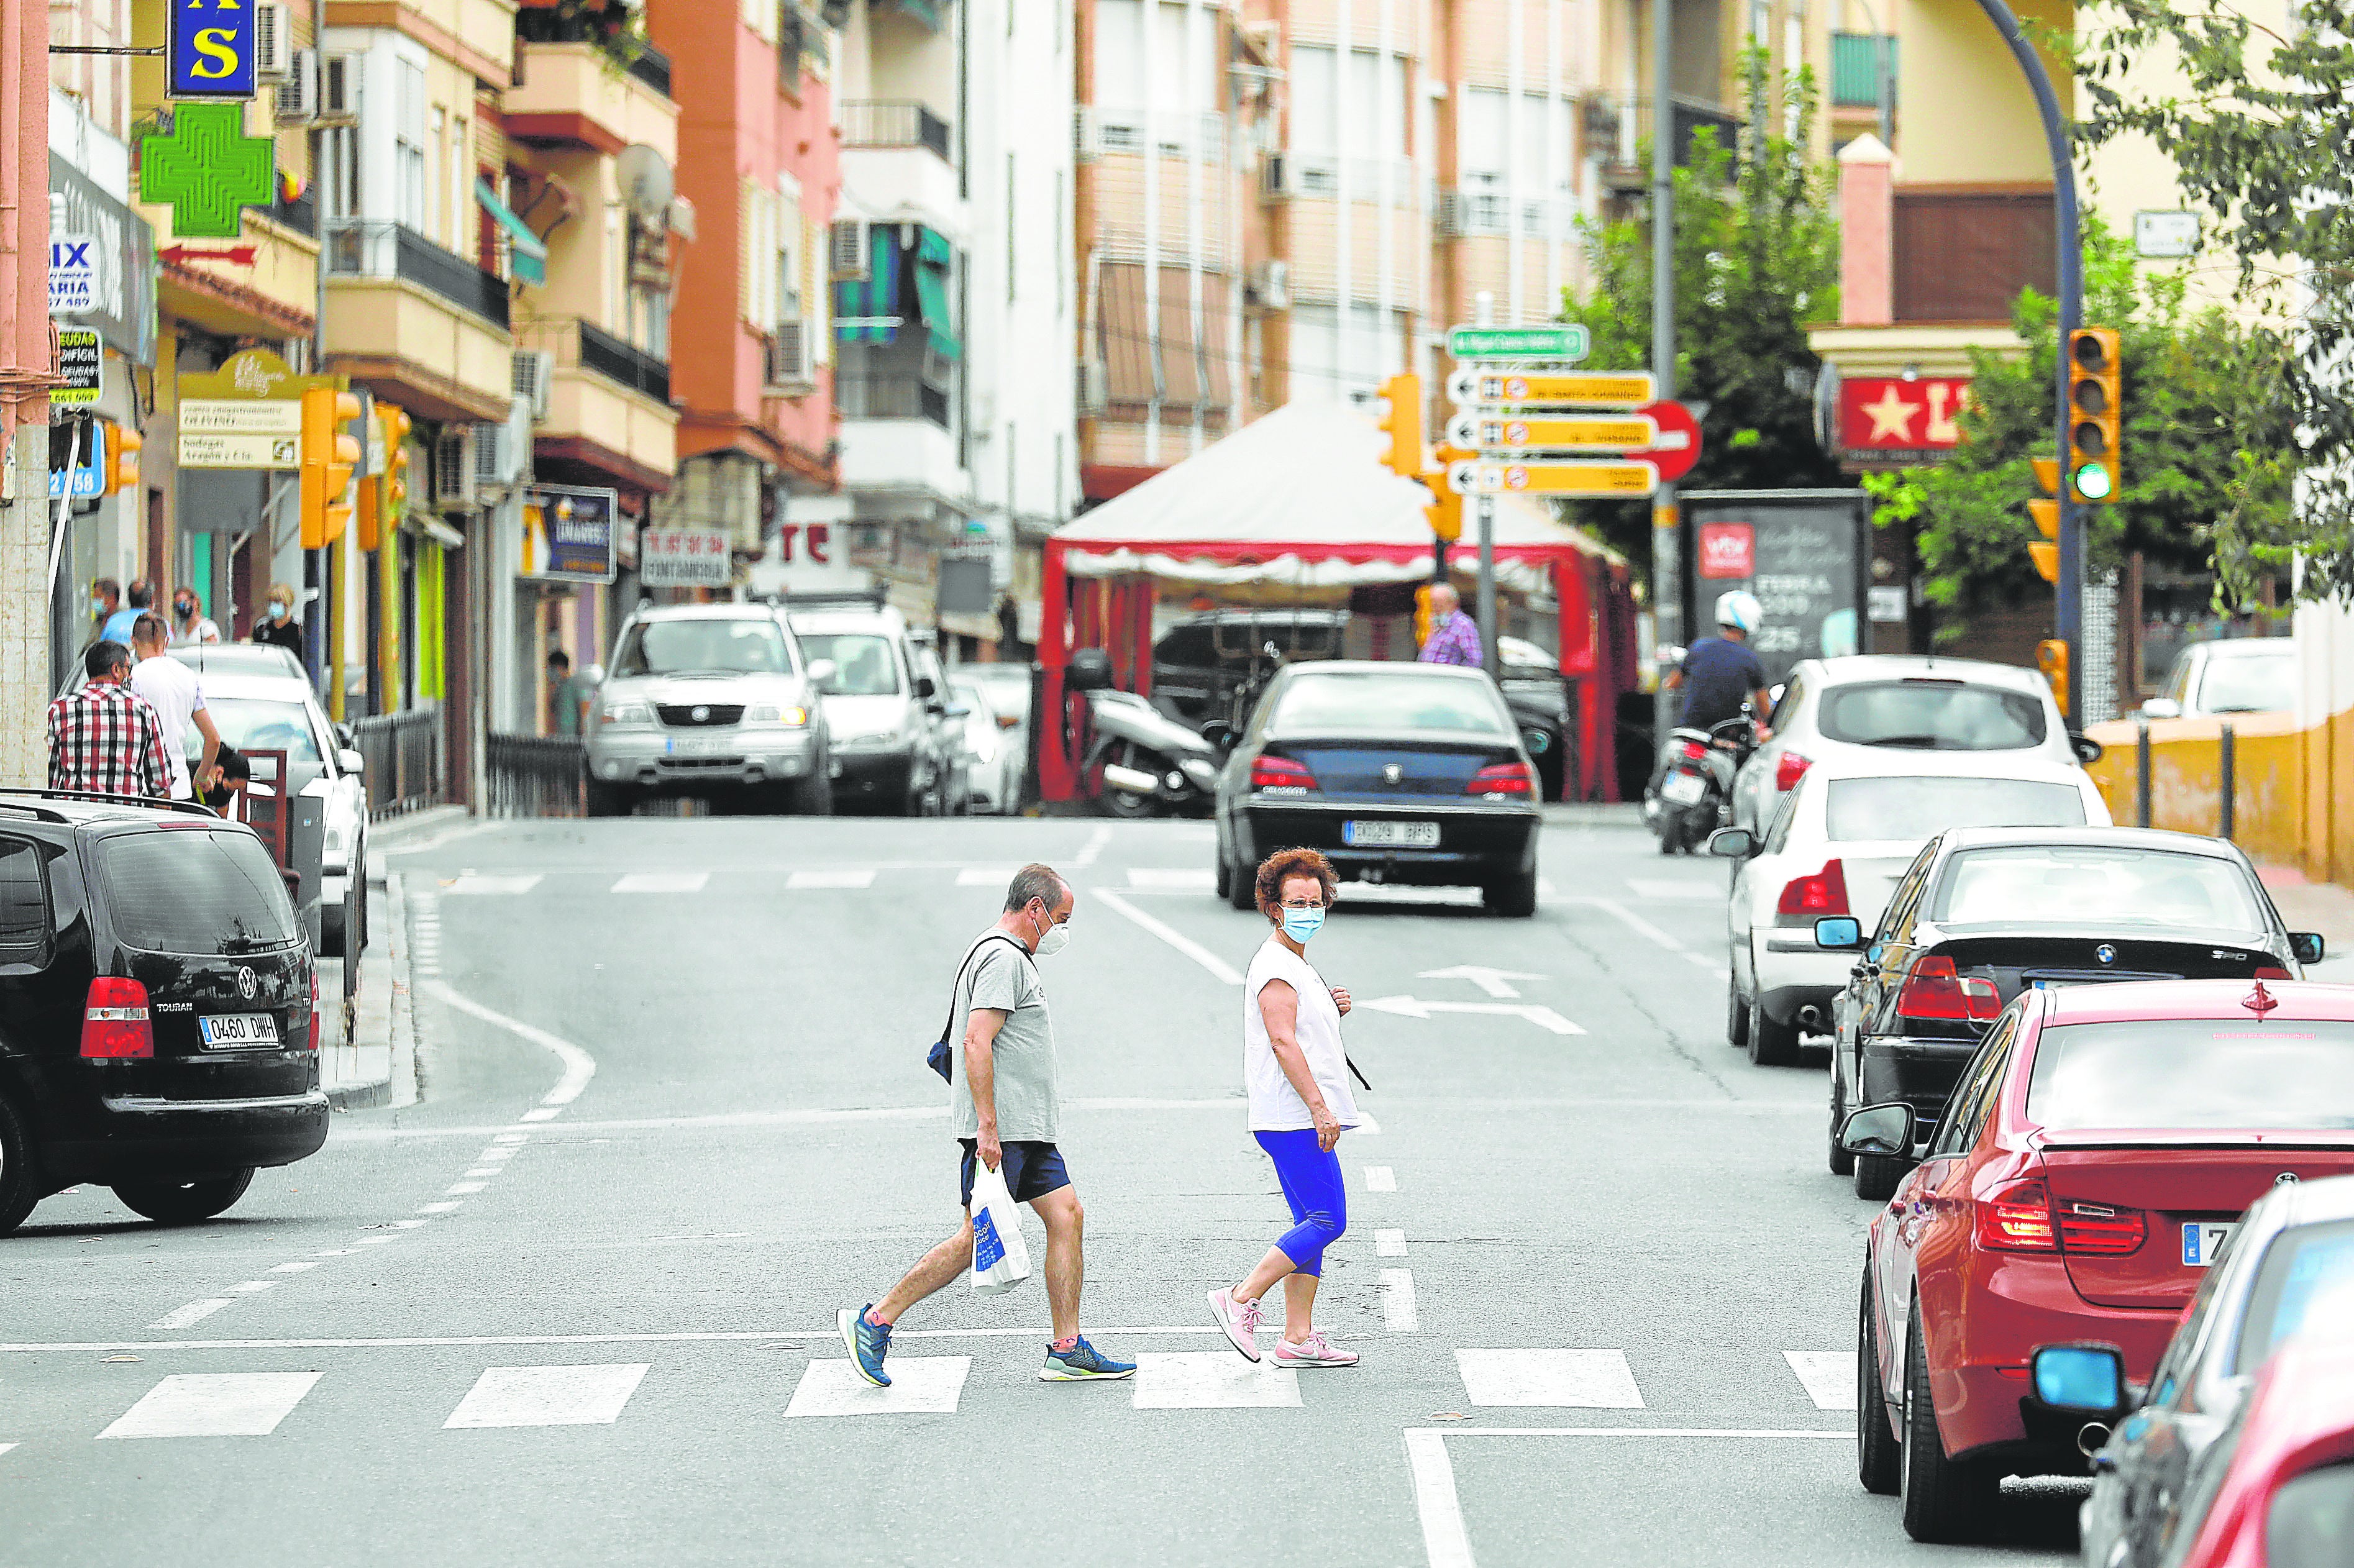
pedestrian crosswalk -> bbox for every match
[414,865,1573,907]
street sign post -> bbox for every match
[1448,413,1656,453]
[1447,369,1654,408]
[1447,324,1589,362]
[1448,458,1660,498]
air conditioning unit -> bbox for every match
[1073,105,1102,163]
[1437,190,1471,239]
[511,349,553,421]
[1245,259,1289,311]
[1076,358,1108,416]
[433,429,475,509]
[275,49,317,124]
[764,319,816,393]
[316,52,360,124]
[473,421,520,491]
[254,4,293,80]
[1260,152,1305,201]
[829,218,869,281]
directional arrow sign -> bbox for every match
[1448,369,1655,408]
[1417,965,1545,999]
[1448,413,1657,454]
[1448,458,1659,498]
[1447,324,1589,362]
[1361,995,1584,1034]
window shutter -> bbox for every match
[803,216,829,365]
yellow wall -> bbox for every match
[2082,713,2304,867]
[1897,0,2072,185]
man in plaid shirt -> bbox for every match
[1417,584,1484,668]
[47,641,173,800]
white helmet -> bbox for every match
[1715,590,1763,634]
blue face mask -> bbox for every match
[1281,906,1325,943]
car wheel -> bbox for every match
[1227,852,1259,911]
[1828,1071,1856,1176]
[1854,1151,1904,1202]
[1858,1268,1900,1495]
[1747,996,1800,1067]
[1899,1305,1996,1542]
[1483,869,1538,918]
[0,1093,42,1236]
[585,780,631,818]
[1728,970,1751,1049]
[114,1169,256,1226]
[1214,852,1233,901]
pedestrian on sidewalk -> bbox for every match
[169,587,222,647]
[839,864,1136,1387]
[254,585,303,659]
[46,642,172,801]
[1417,583,1482,668]
[101,580,150,647]
[129,614,224,801]
[89,577,119,636]
[1208,847,1362,1367]
[203,744,253,817]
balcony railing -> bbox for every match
[836,374,951,429]
[515,9,674,99]
[840,101,953,162]
[578,319,670,404]
[324,220,511,330]
[1830,34,1897,110]
[1590,94,1743,180]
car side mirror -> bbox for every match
[914,675,938,700]
[2292,931,2327,965]
[1814,916,1865,950]
[2070,731,2105,765]
[1838,1103,1916,1157]
[946,703,971,719]
[2031,1344,2128,1418]
[1201,721,1239,753]
[806,659,837,685]
[337,747,365,775]
[1707,827,1756,859]
[582,663,605,686]
[2140,698,2183,721]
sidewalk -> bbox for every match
[2258,864,2354,982]
[315,808,455,1110]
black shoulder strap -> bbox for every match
[941,932,1028,1047]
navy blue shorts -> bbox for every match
[958,1139,1070,1209]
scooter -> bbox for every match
[1646,715,1756,854]
[1085,688,1224,818]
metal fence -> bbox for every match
[487,733,585,818]
[353,709,442,818]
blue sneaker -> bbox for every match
[1039,1335,1137,1382]
[839,1305,892,1388]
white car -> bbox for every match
[2142,637,2297,718]
[1713,752,2110,1067]
[953,678,1022,814]
[197,671,371,958]
[1732,655,2084,834]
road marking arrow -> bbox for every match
[1362,996,1584,1035]
[1416,965,1544,999]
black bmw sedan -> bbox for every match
[1210,661,1543,916]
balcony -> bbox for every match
[1831,34,1899,111]
[516,314,679,498]
[837,373,964,506]
[837,373,949,429]
[1591,95,1744,188]
[508,40,678,157]
[579,319,670,404]
[322,221,514,422]
[839,101,963,237]
[326,221,510,328]
[841,101,952,162]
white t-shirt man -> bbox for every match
[127,654,206,800]
[1241,936,1361,1132]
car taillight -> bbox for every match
[81,977,153,1060]
[1679,740,1708,762]
[1466,762,1535,798]
[1776,859,1850,917]
[1249,754,1316,791]
[1896,955,2002,1021]
[1975,1178,2057,1252]
[2056,1199,2146,1256]
[305,972,320,1051]
[2254,965,2292,980]
[1775,750,1812,791]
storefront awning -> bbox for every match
[913,226,960,361]
[475,178,548,286]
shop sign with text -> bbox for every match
[1837,376,1971,465]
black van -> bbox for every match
[0,791,325,1233]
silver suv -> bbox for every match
[786,596,954,816]
[585,603,833,815]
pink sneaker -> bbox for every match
[1273,1333,1359,1368]
[1207,1287,1263,1362]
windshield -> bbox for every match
[97,828,302,955]
[2233,1221,2354,1374]
[1825,777,2086,842]
[1818,681,2048,750]
[2027,1020,2354,1132]
[2269,1459,2354,1568]
[2198,649,2297,714]
[799,633,902,696]
[611,618,793,678]
[1932,845,2266,929]
[1273,672,1510,734]
[203,697,321,763]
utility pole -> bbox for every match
[1649,0,1680,757]
[1473,291,1499,682]
[2,0,54,780]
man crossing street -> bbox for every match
[1417,584,1484,668]
[46,642,172,801]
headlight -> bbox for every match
[600,701,653,727]
[972,735,998,763]
[746,704,806,724]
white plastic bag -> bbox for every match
[969,1161,1032,1295]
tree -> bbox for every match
[2076,2,2345,603]
[1558,49,1843,563]
[1862,215,2289,639]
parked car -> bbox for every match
[1818,826,2322,1199]
[786,595,954,816]
[1497,636,1574,802]
[1210,660,1542,916]
[1732,655,2088,834]
[586,603,833,817]
[1843,979,2354,1543]
[168,644,306,680]
[958,662,1033,804]
[0,793,326,1234]
[1709,753,2109,1067]
[2143,637,2299,719]
[952,678,1022,815]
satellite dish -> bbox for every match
[614,145,675,226]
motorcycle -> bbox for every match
[1646,714,1757,855]
[1085,688,1224,818]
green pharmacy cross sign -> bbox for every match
[139,103,275,239]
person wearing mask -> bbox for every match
[46,642,171,800]
[90,578,120,634]
[203,744,253,818]
[1207,847,1363,1367]
[1648,590,1774,798]
[1417,583,1484,668]
[101,579,150,647]
[254,585,303,658]
[169,588,222,647]
[129,614,224,801]
[839,864,1136,1388]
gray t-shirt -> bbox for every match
[948,931,1057,1142]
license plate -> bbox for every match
[199,1013,280,1050]
[1344,819,1439,849]
[2183,1221,2236,1267]
[665,734,737,757]
[1661,772,1707,805]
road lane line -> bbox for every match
[462,1169,498,1179]
[1364,1166,1397,1192]
[1131,1352,1301,1409]
[1782,1351,1859,1411]
[443,874,543,895]
[424,980,595,1110]
[0,1327,1239,1353]
[1375,1229,1407,1257]
[1456,1349,1644,1408]
[518,1108,560,1122]
[1094,888,1243,985]
[786,1357,970,1416]
[1072,824,1113,867]
[446,1182,486,1195]
[0,1444,13,1459]
[265,1262,320,1274]
[1382,1269,1419,1332]
[226,1281,273,1294]
[98,1372,323,1439]
[417,1201,461,1214]
[444,1364,650,1428]
[1354,1110,1381,1134]
[610,872,709,894]
[145,1300,232,1331]
[1561,895,1732,980]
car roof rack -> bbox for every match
[0,786,220,821]
[782,588,890,611]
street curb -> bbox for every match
[321,874,405,1111]
[386,870,419,1109]
[368,803,470,843]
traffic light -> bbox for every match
[102,422,141,496]
[1426,486,1463,544]
[2037,638,2069,716]
[2065,327,2121,504]
[1414,583,1435,647]
[361,403,411,550]
[2027,456,2061,583]
[1378,373,1423,479]
[301,385,363,549]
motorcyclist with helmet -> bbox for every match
[1647,591,1775,801]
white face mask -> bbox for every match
[1031,905,1071,958]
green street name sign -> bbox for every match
[1447,324,1589,362]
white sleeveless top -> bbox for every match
[1241,936,1361,1133]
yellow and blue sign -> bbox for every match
[170,0,258,100]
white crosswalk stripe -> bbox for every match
[785,1356,969,1416]
[444,1364,650,1429]
[1782,1351,1858,1411]
[442,874,542,895]
[1456,1349,1645,1408]
[99,1372,323,1439]
[611,872,710,894]
[1131,1352,1300,1409]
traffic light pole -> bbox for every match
[1649,0,1681,760]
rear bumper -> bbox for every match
[1236,800,1539,887]
[1859,1033,1981,1141]
[1753,940,1853,1024]
[43,1088,331,1186]
[1929,1262,2178,1465]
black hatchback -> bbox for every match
[0,791,324,1233]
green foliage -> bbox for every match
[1557,49,1843,563]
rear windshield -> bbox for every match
[1825,777,2086,842]
[2235,1221,2354,1374]
[2199,649,2297,715]
[96,828,301,955]
[204,697,321,763]
[1274,673,1509,734]
[2026,1019,2354,1131]
[2269,1459,2354,1568]
[613,618,793,678]
[1819,681,2048,750]
[1932,845,2266,929]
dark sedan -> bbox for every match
[1818,826,2324,1199]
[1210,661,1542,916]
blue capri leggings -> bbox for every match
[1256,1129,1348,1279]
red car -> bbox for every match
[1845,978,2354,1542]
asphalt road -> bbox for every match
[0,810,2083,1567]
